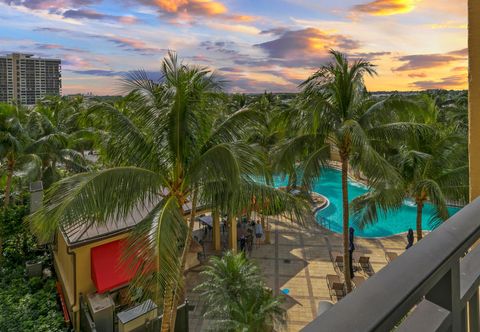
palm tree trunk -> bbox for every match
[341,156,352,293]
[4,158,15,207]
[161,192,198,332]
[416,201,424,240]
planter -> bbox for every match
[25,260,43,277]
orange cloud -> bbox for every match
[148,0,253,21]
[153,0,189,12]
[353,0,418,16]
[256,28,360,66]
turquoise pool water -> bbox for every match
[271,168,461,238]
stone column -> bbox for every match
[469,0,480,200]
[262,215,271,244]
[228,215,237,253]
[212,211,221,251]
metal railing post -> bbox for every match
[425,262,462,331]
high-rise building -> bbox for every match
[0,53,61,105]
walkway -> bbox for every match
[186,216,409,331]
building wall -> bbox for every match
[54,233,75,314]
[469,0,480,200]
[0,53,61,105]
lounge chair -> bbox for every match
[352,276,366,288]
[326,274,346,301]
[386,252,398,263]
[331,252,344,274]
[357,255,374,276]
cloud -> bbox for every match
[135,0,254,22]
[408,72,427,78]
[34,42,88,53]
[410,74,466,89]
[34,27,164,55]
[71,69,123,76]
[205,22,260,35]
[70,69,163,81]
[350,51,391,60]
[1,0,98,10]
[255,28,360,67]
[429,21,467,30]
[103,35,165,54]
[394,48,467,71]
[199,40,239,55]
[62,9,138,24]
[352,0,417,16]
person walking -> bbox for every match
[255,221,264,247]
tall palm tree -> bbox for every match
[29,52,308,331]
[352,95,468,241]
[0,104,40,206]
[194,251,286,331]
[277,50,416,292]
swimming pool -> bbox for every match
[271,168,461,238]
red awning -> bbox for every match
[91,239,138,294]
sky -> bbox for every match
[0,0,467,95]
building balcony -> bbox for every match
[302,198,480,331]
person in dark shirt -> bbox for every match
[406,228,414,249]
[240,234,246,253]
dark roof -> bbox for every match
[61,198,202,248]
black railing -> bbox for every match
[302,197,480,332]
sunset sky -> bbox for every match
[1,0,467,95]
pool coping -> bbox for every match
[311,165,463,239]
[311,192,330,213]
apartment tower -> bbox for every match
[0,53,61,105]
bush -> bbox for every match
[0,265,66,331]
[1,204,38,265]
[0,202,66,332]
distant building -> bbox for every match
[0,53,61,105]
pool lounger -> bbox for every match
[326,274,346,301]
[356,255,374,276]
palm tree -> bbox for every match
[352,95,468,241]
[194,251,286,331]
[0,104,40,206]
[278,50,416,292]
[29,52,308,331]
[25,102,93,188]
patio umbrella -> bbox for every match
[406,228,414,249]
[349,227,355,278]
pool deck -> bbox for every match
[186,216,413,331]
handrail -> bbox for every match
[302,197,480,331]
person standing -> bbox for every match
[349,227,355,278]
[240,234,246,253]
[406,228,414,249]
[255,221,264,246]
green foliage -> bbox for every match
[0,202,66,332]
[195,251,286,332]
[29,51,310,331]
[0,203,37,264]
[0,266,66,332]
[351,93,469,236]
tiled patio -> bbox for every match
[186,216,409,331]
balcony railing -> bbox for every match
[302,197,480,332]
